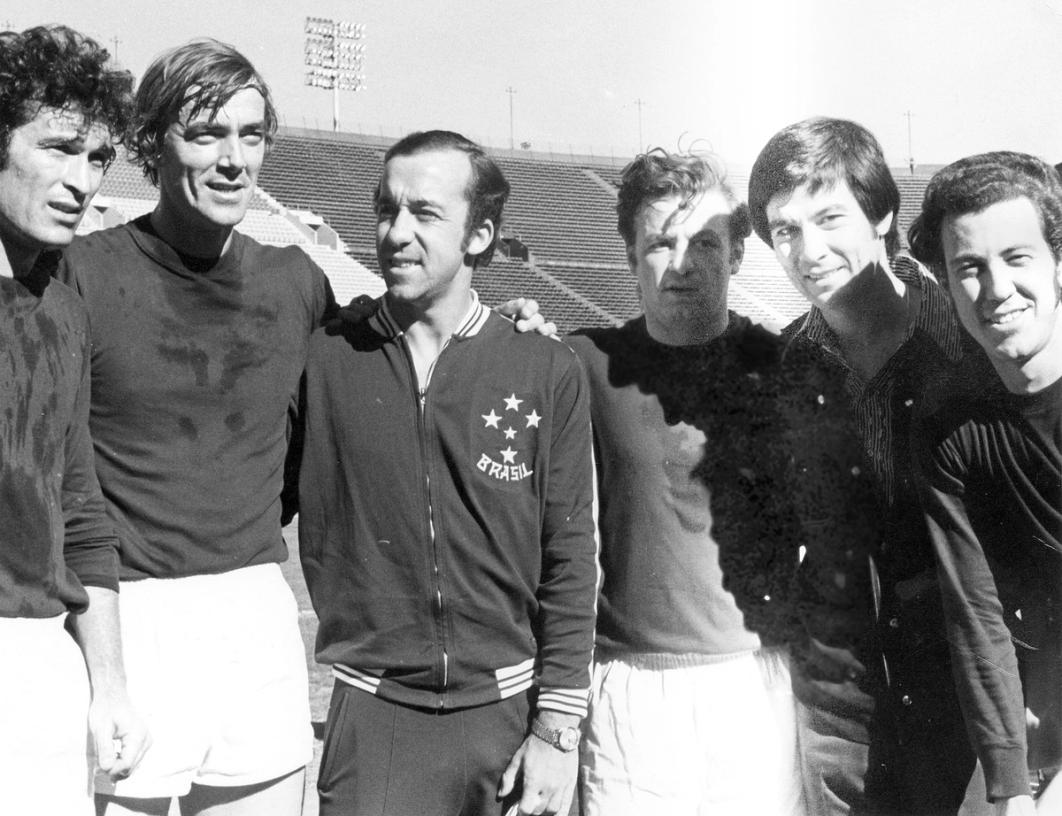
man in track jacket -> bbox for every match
[293,129,597,816]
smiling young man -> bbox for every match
[748,117,978,816]
[56,40,328,816]
[565,149,803,815]
[293,130,597,816]
[0,24,148,814]
[909,152,1062,816]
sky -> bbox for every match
[8,0,1062,169]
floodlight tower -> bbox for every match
[304,16,366,132]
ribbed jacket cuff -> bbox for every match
[537,687,589,718]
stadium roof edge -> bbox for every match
[275,125,633,167]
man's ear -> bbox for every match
[729,239,745,276]
[465,219,494,258]
[626,245,638,276]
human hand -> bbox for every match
[325,294,378,331]
[498,729,577,815]
[89,689,150,782]
[497,298,557,338]
[793,637,875,718]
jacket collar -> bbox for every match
[369,288,490,340]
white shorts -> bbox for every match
[581,648,805,816]
[0,615,93,815]
[96,563,313,798]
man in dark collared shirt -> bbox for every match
[749,117,978,816]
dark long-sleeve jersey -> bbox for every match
[55,216,333,580]
[294,295,597,716]
[567,314,795,663]
[1,257,118,617]
[918,359,1062,801]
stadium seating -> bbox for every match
[83,130,935,335]
[82,147,378,304]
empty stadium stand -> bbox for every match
[82,147,381,302]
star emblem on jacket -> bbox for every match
[477,392,537,482]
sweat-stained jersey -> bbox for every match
[1,255,118,617]
[56,216,333,580]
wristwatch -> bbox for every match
[530,718,580,752]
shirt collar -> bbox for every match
[794,254,963,363]
[369,288,490,339]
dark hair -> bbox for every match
[748,117,900,256]
[908,151,1062,282]
[129,38,277,185]
[378,130,510,265]
[0,25,133,168]
[616,148,751,251]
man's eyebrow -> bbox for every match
[37,131,83,146]
[181,120,226,132]
[767,215,795,230]
[946,246,984,262]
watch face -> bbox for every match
[559,728,579,751]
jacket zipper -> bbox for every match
[404,338,451,699]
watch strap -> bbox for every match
[529,718,580,752]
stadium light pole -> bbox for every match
[305,16,366,132]
[505,86,516,150]
[634,98,646,151]
[904,109,915,175]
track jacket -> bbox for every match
[294,293,596,717]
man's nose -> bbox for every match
[982,263,1016,304]
[217,134,247,174]
[669,240,692,276]
[63,154,99,201]
[798,224,829,264]
[381,209,414,246]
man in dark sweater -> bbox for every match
[294,130,597,816]
[0,24,147,814]
[566,149,803,815]
[909,152,1062,816]
[56,39,326,816]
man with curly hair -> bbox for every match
[0,24,148,814]
[565,149,804,815]
[909,151,1062,815]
